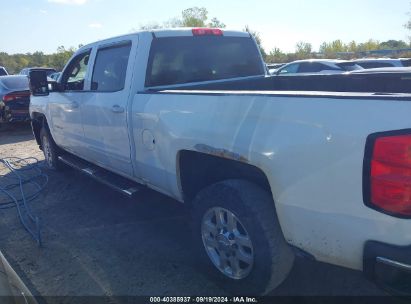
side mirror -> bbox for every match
[29,70,49,96]
[47,77,63,92]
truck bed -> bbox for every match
[167,72,411,93]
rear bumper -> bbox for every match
[364,241,411,295]
[0,105,30,122]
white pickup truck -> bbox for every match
[29,28,411,295]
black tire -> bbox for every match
[40,125,62,170]
[191,179,295,295]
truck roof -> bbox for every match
[78,28,251,53]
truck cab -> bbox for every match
[30,29,265,177]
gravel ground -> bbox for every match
[0,123,384,302]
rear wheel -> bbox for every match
[201,206,254,280]
[191,179,295,295]
[40,126,62,170]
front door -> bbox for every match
[49,50,91,155]
[81,40,134,176]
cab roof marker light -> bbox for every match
[192,28,223,36]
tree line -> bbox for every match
[267,39,411,63]
[0,46,79,75]
[1,6,411,74]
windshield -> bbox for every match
[145,36,265,87]
[0,68,7,76]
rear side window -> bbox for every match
[91,42,131,92]
[145,36,264,87]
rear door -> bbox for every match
[81,39,135,176]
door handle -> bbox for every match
[111,105,125,113]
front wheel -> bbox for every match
[40,126,62,170]
[191,179,295,295]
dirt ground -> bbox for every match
[0,123,384,302]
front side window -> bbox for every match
[61,51,91,91]
[91,42,131,92]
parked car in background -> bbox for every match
[266,63,286,74]
[0,75,30,123]
[348,66,411,74]
[354,58,406,69]
[0,67,8,76]
[273,59,363,75]
[19,67,56,77]
[49,72,61,81]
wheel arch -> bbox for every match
[31,112,47,147]
[177,149,273,204]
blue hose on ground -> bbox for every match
[0,157,47,246]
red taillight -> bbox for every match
[367,133,411,217]
[192,28,223,36]
[3,92,30,103]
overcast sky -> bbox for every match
[1,0,410,54]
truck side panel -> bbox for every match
[130,92,411,271]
